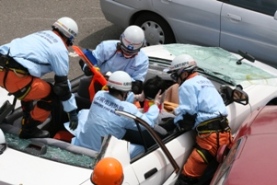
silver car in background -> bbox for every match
[100,0,277,68]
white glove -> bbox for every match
[134,91,145,102]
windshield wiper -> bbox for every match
[197,67,236,86]
[236,50,255,65]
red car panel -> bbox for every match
[211,106,277,185]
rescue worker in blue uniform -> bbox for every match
[162,54,232,185]
[65,71,162,158]
[79,25,149,94]
[0,17,79,139]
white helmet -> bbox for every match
[107,71,132,92]
[165,54,197,74]
[52,17,78,45]
[120,25,145,57]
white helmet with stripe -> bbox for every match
[52,17,78,45]
[165,54,197,74]
[107,71,132,92]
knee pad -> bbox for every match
[53,75,71,101]
[37,100,52,111]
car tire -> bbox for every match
[134,13,176,46]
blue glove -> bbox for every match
[176,113,196,131]
[68,109,78,130]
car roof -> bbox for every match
[226,106,277,184]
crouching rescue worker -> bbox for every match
[162,54,233,184]
[91,157,124,185]
[0,17,79,139]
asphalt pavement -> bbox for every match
[0,0,124,79]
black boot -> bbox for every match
[21,101,33,117]
[175,174,199,185]
[19,117,50,139]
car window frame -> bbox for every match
[222,0,277,16]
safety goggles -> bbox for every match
[170,72,180,82]
[170,68,188,81]
[120,44,140,58]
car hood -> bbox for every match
[142,44,277,88]
[0,147,92,185]
[0,130,137,185]
[0,135,133,185]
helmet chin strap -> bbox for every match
[179,71,197,85]
[66,37,74,46]
[119,91,128,101]
[123,91,129,100]
[53,29,72,47]
[179,75,187,85]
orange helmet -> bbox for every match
[91,157,124,185]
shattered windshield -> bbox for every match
[162,44,277,85]
[5,133,96,169]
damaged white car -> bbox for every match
[1,43,277,185]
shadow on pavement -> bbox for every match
[78,24,124,49]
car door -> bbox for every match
[220,0,277,67]
[130,132,195,185]
[152,0,223,46]
[226,101,251,135]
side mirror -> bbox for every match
[232,86,249,105]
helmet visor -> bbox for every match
[170,68,185,81]
[120,44,140,58]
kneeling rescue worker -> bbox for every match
[0,17,79,139]
[163,54,233,184]
[91,157,124,185]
